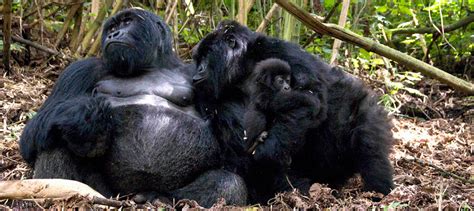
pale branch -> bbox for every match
[0,32,73,62]
[391,13,474,36]
[0,179,145,208]
[274,0,474,94]
[0,179,105,200]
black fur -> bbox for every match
[193,20,394,203]
[20,10,246,207]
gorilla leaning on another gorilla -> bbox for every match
[19,9,247,207]
[192,20,394,203]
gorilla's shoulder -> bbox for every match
[51,58,106,98]
[61,57,105,77]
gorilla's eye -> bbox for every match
[109,25,117,33]
[123,17,132,25]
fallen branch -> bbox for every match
[0,179,105,200]
[402,156,474,184]
[0,32,73,62]
[274,0,474,94]
[391,13,474,36]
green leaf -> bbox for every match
[376,6,388,13]
[372,58,385,65]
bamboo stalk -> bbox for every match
[274,0,474,94]
[329,0,350,65]
[237,0,255,26]
[80,0,112,55]
[54,1,82,48]
[69,3,83,51]
[2,0,13,74]
[256,3,279,33]
[165,0,178,24]
[282,0,303,42]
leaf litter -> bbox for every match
[0,63,472,209]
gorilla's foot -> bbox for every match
[170,169,247,208]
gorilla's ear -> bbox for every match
[255,70,272,88]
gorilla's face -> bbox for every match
[192,21,255,98]
[101,9,173,77]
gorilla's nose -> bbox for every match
[108,30,123,40]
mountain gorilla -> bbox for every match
[193,20,394,203]
[19,9,246,207]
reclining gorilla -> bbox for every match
[192,20,394,203]
[19,9,246,207]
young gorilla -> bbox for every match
[20,9,246,207]
[193,20,394,203]
[244,58,316,157]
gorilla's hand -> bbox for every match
[252,92,320,168]
[50,96,114,158]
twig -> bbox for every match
[0,32,73,62]
[428,2,456,51]
[402,156,474,184]
[391,13,474,36]
[91,196,130,207]
[24,6,63,30]
[22,2,53,19]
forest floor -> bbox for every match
[0,59,472,210]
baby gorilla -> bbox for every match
[244,58,292,154]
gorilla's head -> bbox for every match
[192,20,257,98]
[101,8,179,77]
[192,20,329,100]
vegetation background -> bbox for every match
[0,0,472,209]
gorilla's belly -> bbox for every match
[104,105,220,193]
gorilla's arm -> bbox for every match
[243,103,267,149]
[20,58,113,164]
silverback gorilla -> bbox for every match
[19,9,246,207]
[192,21,394,203]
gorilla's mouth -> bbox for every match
[192,64,209,84]
[105,41,135,51]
